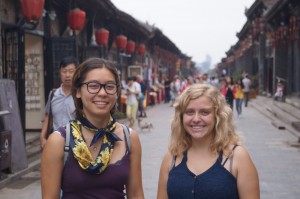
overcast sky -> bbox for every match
[111,0,255,66]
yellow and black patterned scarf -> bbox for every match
[69,116,121,174]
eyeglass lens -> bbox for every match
[84,82,117,95]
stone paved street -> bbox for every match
[0,100,300,199]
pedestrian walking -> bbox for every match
[39,56,78,149]
[136,74,147,118]
[125,76,140,128]
[170,75,180,106]
[242,74,252,107]
[233,77,244,117]
[157,84,259,199]
[209,76,219,88]
[41,57,144,199]
[164,77,171,104]
[180,76,193,94]
[226,76,235,110]
[220,77,234,110]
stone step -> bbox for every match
[252,96,300,139]
[273,100,300,121]
[267,102,300,133]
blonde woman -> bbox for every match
[157,84,259,199]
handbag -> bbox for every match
[46,89,56,139]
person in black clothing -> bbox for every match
[164,77,171,104]
[136,75,147,118]
[225,76,235,110]
[220,77,234,110]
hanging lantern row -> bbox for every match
[234,49,242,58]
[226,56,234,64]
[265,16,298,49]
[114,35,145,55]
[268,26,289,48]
[94,31,146,55]
[235,36,253,58]
[276,26,288,41]
[268,32,277,48]
[67,8,86,31]
[288,16,298,41]
[19,0,45,22]
[279,26,289,47]
[251,17,265,36]
[95,28,110,46]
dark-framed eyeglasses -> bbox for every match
[81,82,119,95]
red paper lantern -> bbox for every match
[19,0,45,22]
[115,35,127,50]
[138,44,145,55]
[67,8,86,31]
[126,40,135,54]
[95,28,109,46]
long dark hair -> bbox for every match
[71,57,120,119]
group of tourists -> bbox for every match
[40,56,259,199]
[163,73,252,118]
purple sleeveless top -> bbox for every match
[57,126,130,199]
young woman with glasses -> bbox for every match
[41,57,144,199]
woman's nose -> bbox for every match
[97,86,107,95]
[192,113,202,121]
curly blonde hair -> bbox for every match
[169,84,240,156]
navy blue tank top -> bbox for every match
[167,151,239,199]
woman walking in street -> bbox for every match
[157,84,259,199]
[41,57,144,199]
[234,77,244,117]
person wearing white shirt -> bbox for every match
[242,74,252,107]
[125,76,140,128]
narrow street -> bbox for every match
[0,100,300,199]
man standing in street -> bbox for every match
[242,74,252,107]
[125,76,141,129]
[40,56,78,149]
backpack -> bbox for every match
[46,88,57,138]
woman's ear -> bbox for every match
[76,88,81,98]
